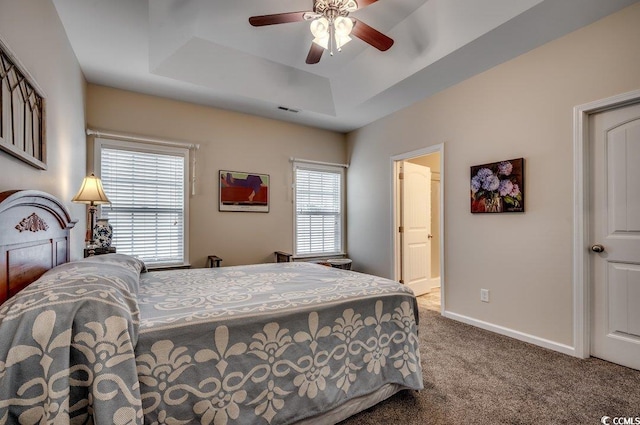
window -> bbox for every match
[95,138,189,267]
[294,162,345,257]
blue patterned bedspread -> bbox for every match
[0,254,146,424]
[0,256,423,424]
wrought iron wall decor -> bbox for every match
[0,38,46,169]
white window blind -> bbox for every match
[97,139,188,267]
[294,164,344,256]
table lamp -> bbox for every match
[72,173,111,249]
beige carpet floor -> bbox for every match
[338,306,640,424]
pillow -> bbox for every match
[36,253,147,297]
[78,253,147,274]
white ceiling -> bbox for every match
[52,0,638,132]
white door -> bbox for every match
[590,101,640,370]
[400,161,432,296]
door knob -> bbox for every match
[591,244,605,253]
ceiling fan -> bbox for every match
[249,0,394,64]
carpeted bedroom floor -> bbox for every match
[338,303,640,425]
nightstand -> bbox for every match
[84,246,116,257]
[207,255,222,268]
[274,251,293,262]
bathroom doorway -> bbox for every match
[392,145,444,312]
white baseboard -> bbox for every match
[442,311,578,357]
[408,281,429,296]
[428,277,440,290]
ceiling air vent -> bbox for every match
[277,106,300,113]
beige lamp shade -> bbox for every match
[72,174,111,205]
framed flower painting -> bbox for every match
[470,158,524,213]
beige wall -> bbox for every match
[86,85,346,267]
[0,0,87,258]
[346,3,640,347]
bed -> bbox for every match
[0,190,423,424]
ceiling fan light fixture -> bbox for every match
[310,17,330,49]
[310,15,353,53]
[344,0,358,12]
[334,34,352,51]
[310,16,330,38]
[249,0,393,64]
[312,36,329,50]
[312,34,351,51]
[340,34,352,47]
[334,16,353,37]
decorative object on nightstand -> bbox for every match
[328,258,352,270]
[72,173,111,255]
[93,218,113,247]
[207,255,222,268]
[84,246,116,258]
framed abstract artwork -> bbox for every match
[219,170,269,212]
[470,158,524,213]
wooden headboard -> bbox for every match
[0,190,77,304]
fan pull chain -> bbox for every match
[329,20,335,55]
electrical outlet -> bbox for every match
[480,289,490,303]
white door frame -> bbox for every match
[391,143,445,313]
[573,89,640,358]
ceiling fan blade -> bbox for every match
[351,18,394,51]
[249,11,308,26]
[355,0,378,9]
[306,43,324,64]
